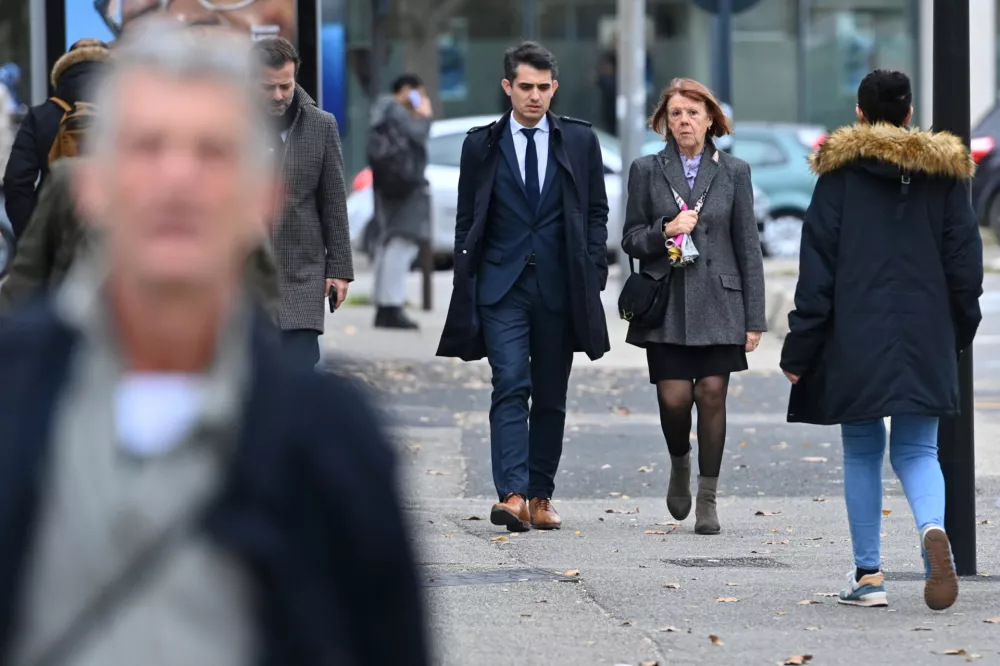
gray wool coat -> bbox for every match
[621,138,767,347]
[272,85,354,333]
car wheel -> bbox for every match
[762,211,805,258]
[0,224,14,280]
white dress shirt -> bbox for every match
[509,114,549,186]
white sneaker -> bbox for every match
[838,569,888,607]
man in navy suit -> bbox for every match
[437,42,610,532]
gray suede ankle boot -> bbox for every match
[666,453,692,520]
[694,476,721,535]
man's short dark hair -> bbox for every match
[857,69,912,127]
[252,37,301,74]
[391,74,423,93]
[503,41,558,82]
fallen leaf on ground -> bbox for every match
[561,569,580,577]
[912,627,932,631]
[776,611,789,616]
[756,511,782,516]
[798,600,821,605]
[709,635,724,645]
[882,509,893,516]
[726,582,740,587]
[764,540,791,545]
[621,620,634,626]
[520,613,531,617]
[637,465,655,473]
[983,618,1000,624]
[659,626,681,633]
[716,597,739,603]
[805,626,820,631]
[490,536,508,542]
[938,649,967,655]
[609,492,622,497]
[967,654,983,661]
[536,599,548,603]
[800,457,828,463]
[815,592,838,598]
[426,470,450,476]
[663,583,681,589]
[463,516,482,521]
[611,406,631,415]
[601,464,612,470]
[605,508,640,515]
[981,520,993,525]
[640,662,660,666]
[645,530,667,535]
[783,656,813,665]
[813,497,829,502]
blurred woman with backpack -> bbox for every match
[1,39,109,237]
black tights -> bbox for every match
[655,375,731,478]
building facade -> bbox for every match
[1,0,997,178]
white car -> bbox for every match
[347,115,623,263]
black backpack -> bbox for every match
[367,118,424,198]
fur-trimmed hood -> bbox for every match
[810,123,975,180]
[50,45,109,88]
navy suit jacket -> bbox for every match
[437,111,611,362]
[0,302,429,666]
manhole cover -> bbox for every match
[422,568,580,588]
[662,556,789,569]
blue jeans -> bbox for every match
[841,416,945,569]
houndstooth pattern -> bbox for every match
[271,86,354,332]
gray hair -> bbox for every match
[91,18,274,173]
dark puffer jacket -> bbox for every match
[781,123,983,426]
[2,44,109,236]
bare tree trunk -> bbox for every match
[393,0,466,117]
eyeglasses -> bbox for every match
[94,0,260,36]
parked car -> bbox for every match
[0,198,14,279]
[347,115,624,266]
[968,104,1000,236]
[641,122,826,257]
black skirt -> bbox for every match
[645,343,748,383]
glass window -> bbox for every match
[0,3,31,111]
[731,0,799,123]
[803,1,916,130]
[427,132,467,167]
[730,136,787,166]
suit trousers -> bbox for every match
[479,266,573,500]
[281,329,321,369]
[373,236,420,307]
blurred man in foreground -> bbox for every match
[0,21,427,666]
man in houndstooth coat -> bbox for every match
[252,37,354,367]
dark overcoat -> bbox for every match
[781,123,984,425]
[436,111,611,361]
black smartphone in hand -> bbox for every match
[328,292,337,313]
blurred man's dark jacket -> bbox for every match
[0,158,282,319]
[0,301,429,666]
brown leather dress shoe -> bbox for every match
[529,497,562,530]
[490,493,530,532]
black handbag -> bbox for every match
[617,257,672,328]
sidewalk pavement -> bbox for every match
[399,424,1000,666]
[328,253,1000,665]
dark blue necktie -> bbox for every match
[522,127,540,211]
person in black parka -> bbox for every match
[2,39,109,237]
[780,70,983,612]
